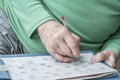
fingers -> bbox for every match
[38,20,80,62]
[53,52,74,62]
[48,32,80,62]
[55,53,74,62]
[58,40,73,57]
[64,32,80,57]
[55,46,67,56]
[71,33,80,56]
[54,27,80,58]
[46,44,74,62]
[71,33,80,43]
[91,50,116,68]
[91,52,106,62]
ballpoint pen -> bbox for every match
[61,16,66,26]
[60,16,81,62]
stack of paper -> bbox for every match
[0,52,118,80]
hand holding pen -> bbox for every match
[60,16,80,61]
[37,16,80,62]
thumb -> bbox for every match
[91,52,106,63]
[91,50,116,68]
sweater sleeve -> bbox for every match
[102,27,120,57]
[0,0,53,39]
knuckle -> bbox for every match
[76,36,80,42]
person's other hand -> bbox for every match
[37,20,80,62]
[91,50,117,68]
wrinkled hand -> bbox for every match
[37,20,80,62]
[91,50,117,68]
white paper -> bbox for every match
[1,52,117,80]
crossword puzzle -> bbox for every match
[1,53,117,80]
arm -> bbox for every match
[92,27,120,67]
[1,0,53,39]
[37,20,80,62]
[102,27,120,57]
[1,0,80,62]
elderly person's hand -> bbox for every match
[91,50,118,68]
[37,20,80,62]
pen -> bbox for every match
[61,16,66,27]
[60,16,80,62]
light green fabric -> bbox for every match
[0,0,120,56]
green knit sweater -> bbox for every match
[1,0,120,56]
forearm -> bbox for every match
[102,29,120,57]
[0,0,53,39]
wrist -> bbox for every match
[37,20,55,33]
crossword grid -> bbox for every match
[1,53,117,80]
